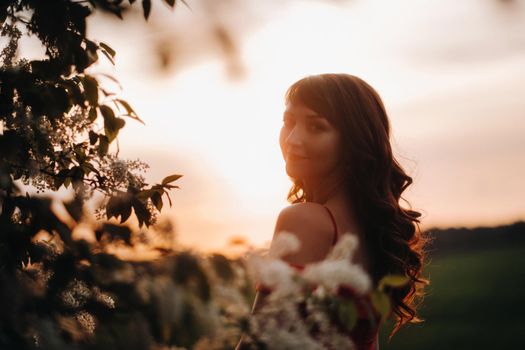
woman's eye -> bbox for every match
[308,123,322,131]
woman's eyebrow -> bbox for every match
[283,111,323,119]
[306,113,323,119]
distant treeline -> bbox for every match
[425,221,525,257]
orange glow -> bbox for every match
[84,0,525,253]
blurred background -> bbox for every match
[19,0,525,348]
[71,0,525,253]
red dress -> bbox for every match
[256,206,380,350]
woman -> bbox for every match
[240,73,428,349]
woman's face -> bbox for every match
[279,101,344,182]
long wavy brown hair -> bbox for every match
[284,73,429,337]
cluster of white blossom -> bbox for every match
[236,231,376,350]
[252,231,371,295]
[97,155,149,192]
[58,278,116,338]
[268,231,301,259]
[60,279,92,309]
[302,258,371,295]
[74,311,96,334]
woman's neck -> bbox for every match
[302,170,348,205]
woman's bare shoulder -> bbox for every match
[273,203,335,264]
[276,202,329,220]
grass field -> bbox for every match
[378,245,525,349]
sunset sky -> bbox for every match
[71,0,525,253]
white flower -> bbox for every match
[75,311,96,334]
[61,279,92,308]
[250,297,324,350]
[247,255,299,296]
[268,231,301,259]
[301,259,371,295]
[93,288,115,309]
[325,232,359,261]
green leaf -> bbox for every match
[106,195,118,219]
[54,169,69,189]
[99,42,116,58]
[98,42,115,65]
[88,130,98,145]
[378,274,410,291]
[88,107,97,122]
[161,174,182,185]
[100,105,125,142]
[371,290,391,323]
[115,99,145,124]
[136,189,156,200]
[151,191,162,211]
[115,118,126,129]
[162,184,180,189]
[165,191,173,207]
[69,165,82,178]
[100,104,115,121]
[85,40,99,66]
[132,198,150,227]
[82,75,99,106]
[54,176,65,190]
[61,79,84,105]
[73,143,88,161]
[98,135,109,157]
[106,193,133,223]
[337,299,358,332]
[120,202,133,223]
[142,0,151,20]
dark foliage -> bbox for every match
[0,1,239,349]
[427,221,525,257]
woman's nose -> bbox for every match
[285,125,303,147]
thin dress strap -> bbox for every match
[323,206,339,246]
